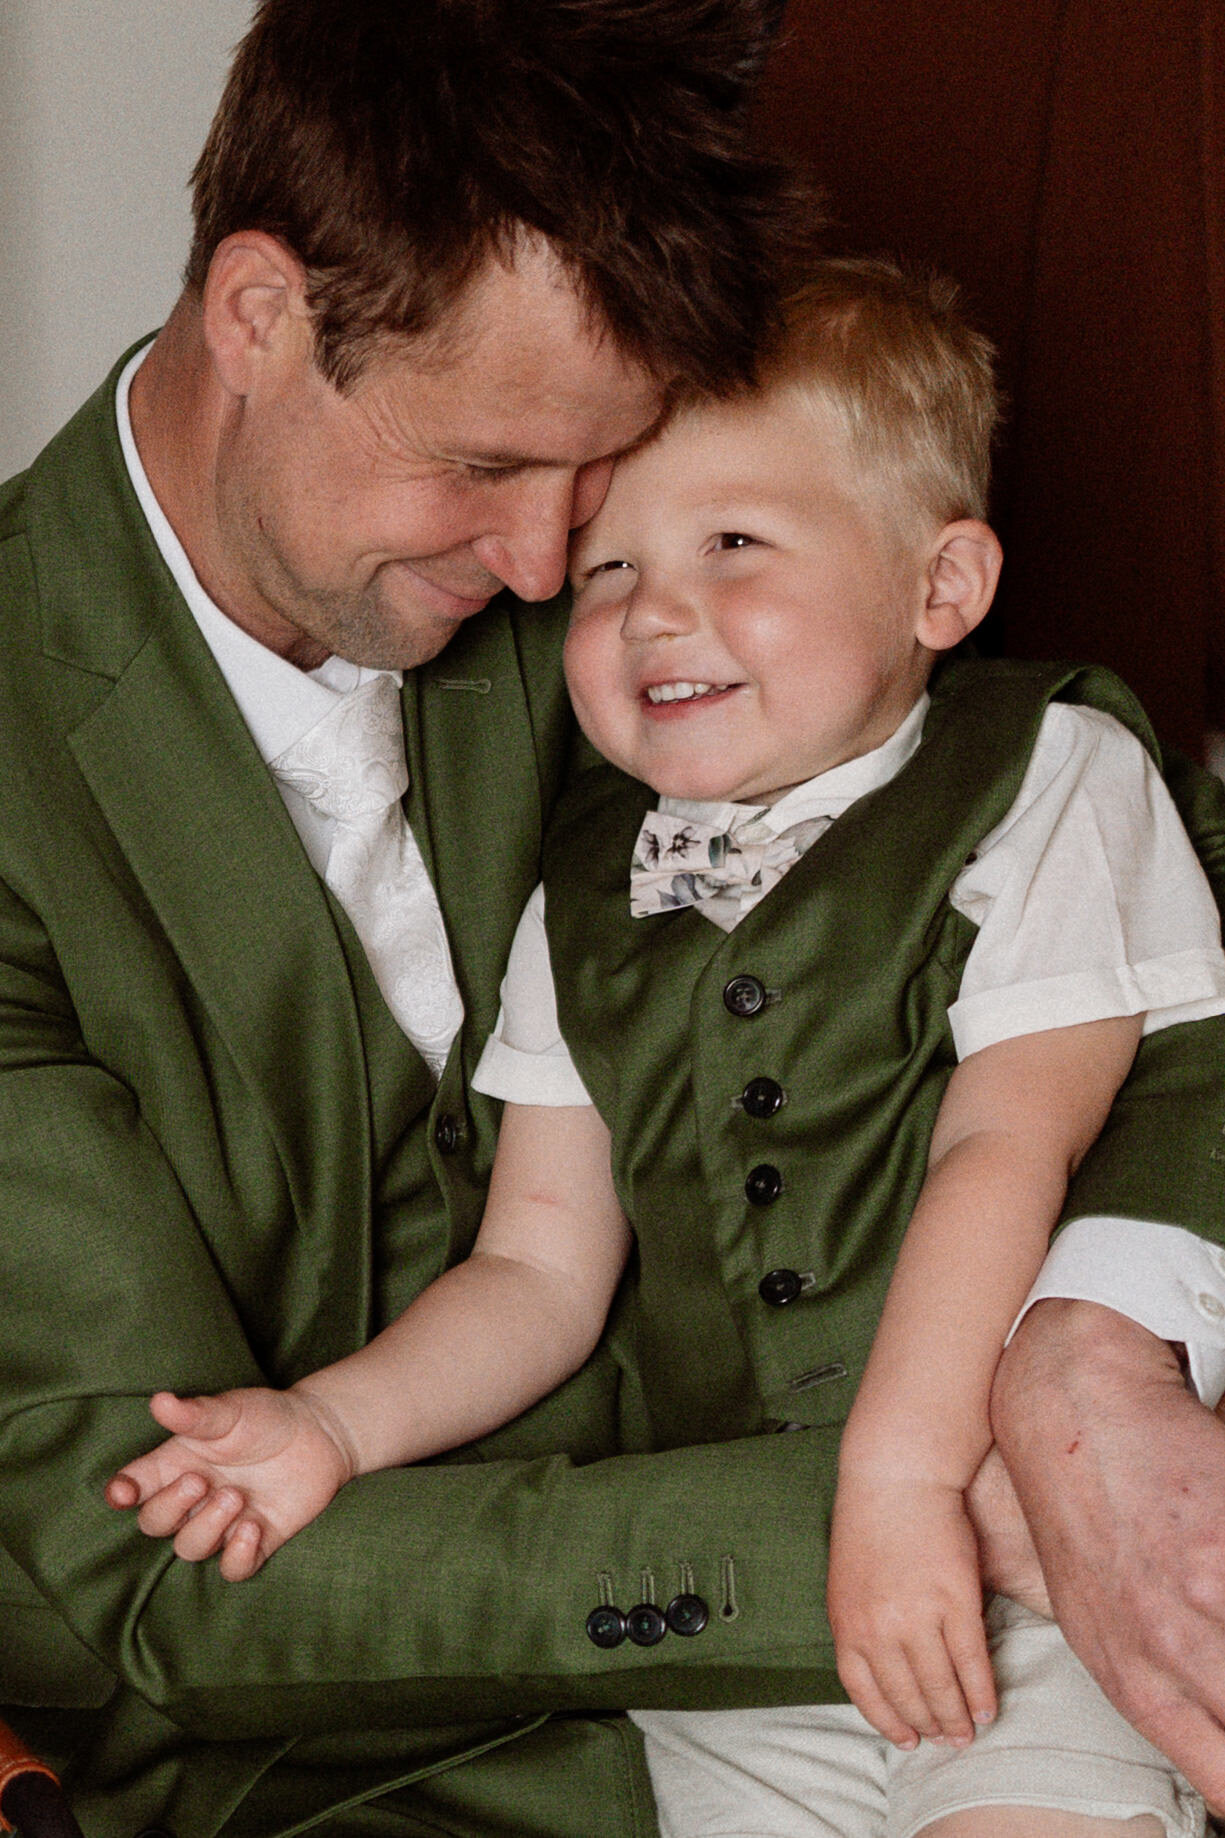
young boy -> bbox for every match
[108,260,1225,1837]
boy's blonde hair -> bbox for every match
[762,256,1001,534]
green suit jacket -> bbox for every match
[0,355,898,1836]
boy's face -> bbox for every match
[564,390,940,805]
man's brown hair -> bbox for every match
[187,0,814,392]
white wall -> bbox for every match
[0,0,254,479]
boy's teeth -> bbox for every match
[646,681,721,704]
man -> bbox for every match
[2,2,1225,1833]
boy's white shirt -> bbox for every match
[473,694,1225,1404]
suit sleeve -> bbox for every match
[0,871,841,1741]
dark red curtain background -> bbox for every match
[755,0,1224,757]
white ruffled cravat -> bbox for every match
[269,675,463,1078]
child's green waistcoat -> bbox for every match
[543,658,1160,1450]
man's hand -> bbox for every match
[992,1298,1225,1811]
[105,1387,355,1580]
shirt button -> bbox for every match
[741,1076,785,1119]
[625,1604,668,1647]
[745,1164,783,1206]
[759,1268,804,1307]
[723,975,768,1018]
[1197,1291,1225,1321]
[585,1605,627,1648]
[434,1113,461,1154]
[665,1593,710,1637]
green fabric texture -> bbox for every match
[544,658,1225,1457]
[0,356,851,1835]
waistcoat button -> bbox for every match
[723,974,767,1017]
[585,1605,627,1648]
[625,1603,668,1647]
[434,1113,461,1154]
[745,1164,783,1205]
[741,1076,785,1118]
[759,1268,804,1307]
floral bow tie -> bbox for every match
[629,808,832,932]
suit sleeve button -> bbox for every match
[741,1076,785,1118]
[585,1605,627,1648]
[745,1164,783,1205]
[625,1604,668,1646]
[665,1593,709,1637]
[723,975,767,1017]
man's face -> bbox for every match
[207,244,665,670]
[565,390,936,805]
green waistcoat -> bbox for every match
[543,659,1225,1451]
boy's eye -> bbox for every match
[584,558,633,577]
[716,532,755,550]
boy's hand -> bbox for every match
[827,1472,997,1750]
[104,1387,355,1580]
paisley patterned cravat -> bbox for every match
[269,675,463,1077]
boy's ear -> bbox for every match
[915,520,1003,653]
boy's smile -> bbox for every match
[564,390,946,806]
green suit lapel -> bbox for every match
[406,604,549,1049]
[26,354,375,1280]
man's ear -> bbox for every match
[915,520,1004,653]
[200,231,313,398]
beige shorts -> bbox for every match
[630,1597,1206,1838]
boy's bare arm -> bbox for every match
[843,1013,1145,1486]
[107,1102,631,1576]
[828,1013,1142,1748]
[296,1099,632,1476]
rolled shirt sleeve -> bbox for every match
[472,884,593,1105]
[948,704,1225,1059]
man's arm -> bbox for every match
[993,1300,1225,1811]
[0,881,842,1739]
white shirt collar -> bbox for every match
[114,344,401,764]
[659,691,930,836]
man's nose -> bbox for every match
[470,473,579,603]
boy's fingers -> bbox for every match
[218,1518,266,1582]
[865,1642,947,1742]
[946,1619,998,1728]
[149,1389,241,1442]
[904,1630,976,1743]
[170,1487,246,1563]
[134,1471,209,1538]
[104,1471,140,1509]
[836,1652,920,1751]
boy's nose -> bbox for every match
[620,578,699,641]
